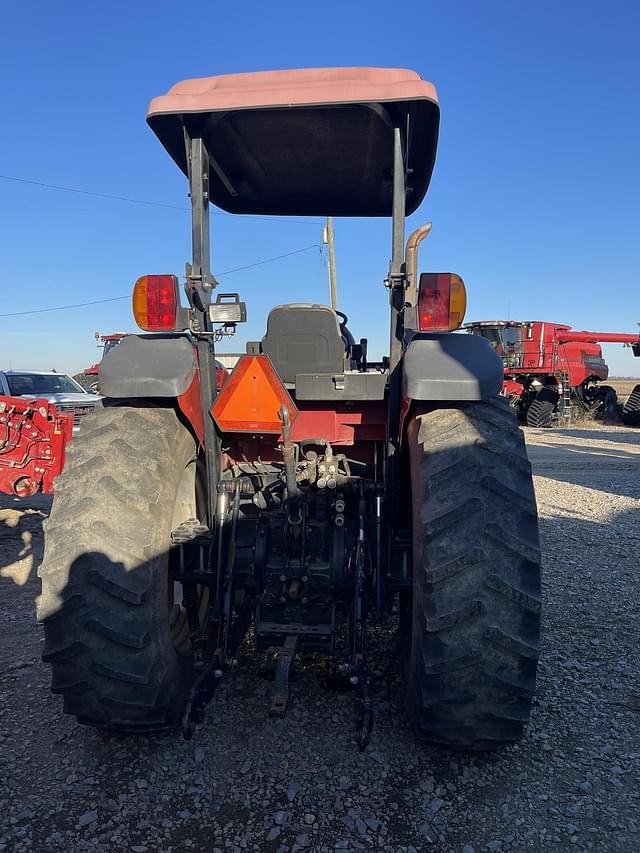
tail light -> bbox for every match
[417,273,467,331]
[132,275,180,331]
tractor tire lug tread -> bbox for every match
[38,405,197,731]
[405,397,541,751]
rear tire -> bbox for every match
[622,384,640,427]
[405,398,541,750]
[38,406,200,731]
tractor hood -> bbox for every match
[147,67,439,217]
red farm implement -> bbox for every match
[0,397,73,497]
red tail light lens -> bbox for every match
[417,273,467,331]
[132,275,179,331]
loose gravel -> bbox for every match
[1,426,639,853]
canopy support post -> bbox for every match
[388,126,406,371]
[186,133,214,297]
[185,130,220,530]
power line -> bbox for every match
[214,243,319,277]
[0,175,187,211]
[0,296,130,318]
[0,174,323,226]
[0,244,320,318]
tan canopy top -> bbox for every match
[147,67,439,217]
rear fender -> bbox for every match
[403,332,503,401]
[100,334,198,398]
[397,332,503,440]
[100,334,210,444]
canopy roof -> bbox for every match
[147,67,439,216]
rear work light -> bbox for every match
[209,293,247,325]
[417,272,467,332]
[132,275,181,331]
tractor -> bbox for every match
[38,67,541,751]
[74,332,127,393]
[465,320,640,427]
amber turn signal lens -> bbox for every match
[132,275,179,331]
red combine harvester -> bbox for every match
[0,397,73,496]
[75,332,127,392]
[465,320,640,427]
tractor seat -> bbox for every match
[261,304,350,384]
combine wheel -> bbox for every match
[72,372,95,392]
[73,373,95,388]
[405,398,541,750]
[622,384,640,427]
[589,385,618,420]
[38,406,204,731]
[525,397,554,428]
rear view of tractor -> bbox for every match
[466,320,640,427]
[39,67,541,751]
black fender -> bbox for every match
[100,334,197,399]
[402,332,503,401]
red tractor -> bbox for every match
[38,67,541,752]
[0,396,73,497]
[465,320,640,427]
[74,332,127,393]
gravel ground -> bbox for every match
[1,425,639,853]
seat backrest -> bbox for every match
[261,304,348,383]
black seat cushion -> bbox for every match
[261,304,348,383]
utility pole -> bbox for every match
[325,215,338,310]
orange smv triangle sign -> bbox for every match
[211,355,298,434]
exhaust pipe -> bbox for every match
[405,223,432,307]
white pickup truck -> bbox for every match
[0,370,99,434]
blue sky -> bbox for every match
[1,0,639,376]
